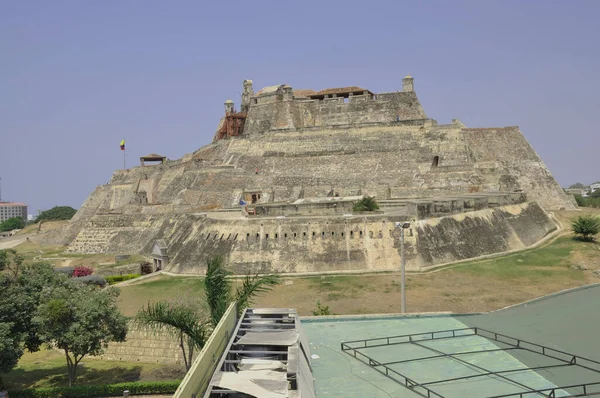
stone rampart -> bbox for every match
[98,323,184,364]
[244,90,427,135]
[64,201,556,274]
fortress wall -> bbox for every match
[462,127,576,210]
[97,323,184,365]
[413,201,557,268]
[65,201,555,274]
[244,91,427,135]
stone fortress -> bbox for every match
[36,75,576,274]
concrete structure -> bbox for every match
[140,153,166,166]
[0,202,28,223]
[151,239,169,271]
[35,76,573,274]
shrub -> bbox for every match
[572,214,600,241]
[72,266,94,277]
[352,196,380,212]
[311,301,336,316]
[55,266,75,277]
[35,206,77,223]
[574,194,586,207]
[73,275,107,287]
[0,217,26,232]
[140,262,153,275]
[105,274,141,285]
[9,380,181,398]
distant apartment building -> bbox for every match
[591,182,600,193]
[0,202,28,223]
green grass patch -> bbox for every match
[308,275,369,293]
[1,349,181,390]
[452,236,582,280]
[106,274,141,285]
[116,275,207,316]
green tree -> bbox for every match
[574,194,586,207]
[590,190,600,199]
[0,322,23,374]
[571,214,600,242]
[0,217,25,232]
[352,196,380,212]
[135,301,210,371]
[35,206,77,222]
[0,263,74,375]
[205,256,279,325]
[33,284,128,386]
[0,249,24,277]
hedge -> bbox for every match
[105,274,142,285]
[10,381,181,398]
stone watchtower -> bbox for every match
[241,79,254,113]
[402,75,414,92]
[225,99,234,114]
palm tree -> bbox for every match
[205,256,280,325]
[352,196,380,212]
[572,214,600,241]
[135,301,210,370]
[135,256,279,369]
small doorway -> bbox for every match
[432,156,440,167]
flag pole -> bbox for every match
[123,148,126,169]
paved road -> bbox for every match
[0,233,32,249]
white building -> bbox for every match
[0,202,28,223]
[590,182,600,193]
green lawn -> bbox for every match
[117,275,206,317]
[452,236,591,280]
[1,349,184,390]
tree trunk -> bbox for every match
[187,336,194,370]
[65,350,74,387]
[179,332,190,371]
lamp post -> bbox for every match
[396,221,411,313]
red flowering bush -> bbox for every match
[72,266,94,278]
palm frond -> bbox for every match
[205,256,232,326]
[134,301,210,349]
[235,273,280,316]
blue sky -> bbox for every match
[1,1,599,213]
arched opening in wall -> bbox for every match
[284,233,287,239]
[265,234,269,240]
[341,232,344,237]
[350,231,354,238]
[312,232,315,237]
[321,232,325,237]
[331,232,335,236]
[246,233,250,241]
[359,231,363,237]
[275,233,278,239]
[432,156,440,167]
[256,233,260,239]
[294,232,297,238]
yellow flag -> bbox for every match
[120,140,125,150]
